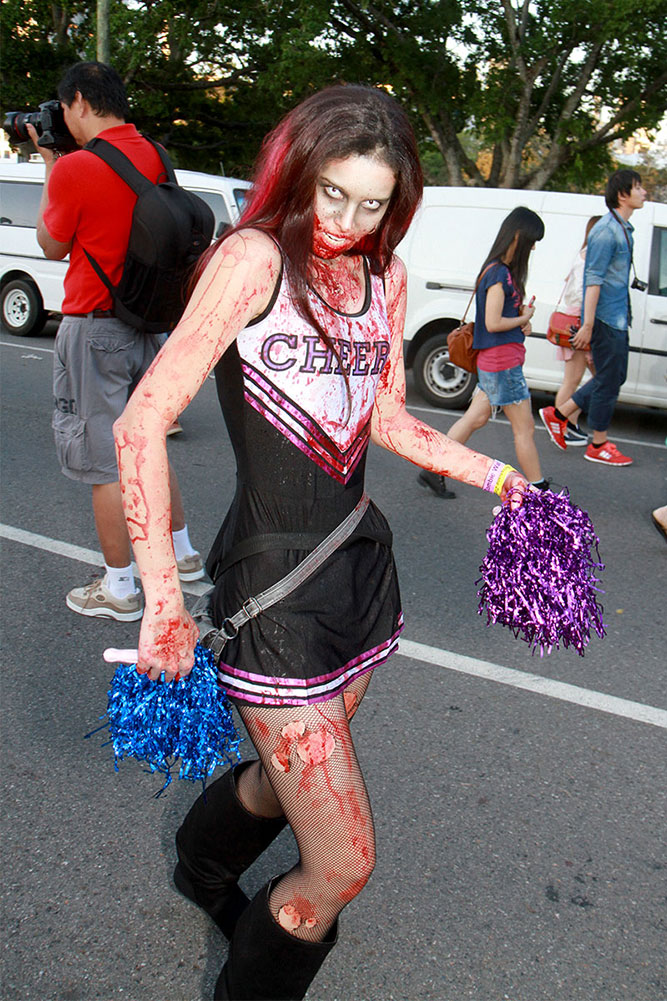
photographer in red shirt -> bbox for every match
[29,61,203,621]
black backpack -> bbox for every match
[83,136,215,333]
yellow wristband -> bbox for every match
[494,464,516,496]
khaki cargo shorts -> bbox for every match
[52,315,162,484]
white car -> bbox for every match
[0,160,251,335]
[398,186,667,410]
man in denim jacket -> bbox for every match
[540,169,646,466]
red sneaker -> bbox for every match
[539,406,568,451]
[584,441,633,466]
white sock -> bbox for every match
[172,525,197,561]
[104,563,136,599]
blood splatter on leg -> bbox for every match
[239,692,376,942]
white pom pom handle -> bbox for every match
[104,648,139,664]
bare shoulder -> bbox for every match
[196,228,282,323]
[218,228,282,271]
[384,253,407,299]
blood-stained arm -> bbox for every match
[113,229,282,681]
[370,255,526,502]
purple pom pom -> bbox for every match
[477,488,605,655]
[89,642,242,794]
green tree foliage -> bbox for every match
[290,0,667,190]
[2,0,665,188]
[1,2,93,109]
[0,0,292,173]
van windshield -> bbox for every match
[234,188,249,214]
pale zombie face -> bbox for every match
[312,154,397,259]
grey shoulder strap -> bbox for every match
[201,493,371,662]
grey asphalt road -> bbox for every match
[1,327,666,1001]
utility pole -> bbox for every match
[97,0,110,63]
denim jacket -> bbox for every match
[583,211,633,330]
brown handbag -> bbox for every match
[447,320,477,372]
[446,264,495,373]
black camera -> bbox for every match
[3,100,78,154]
[631,277,648,292]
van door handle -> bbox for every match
[650,318,667,325]
[425,281,473,292]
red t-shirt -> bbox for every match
[43,124,168,314]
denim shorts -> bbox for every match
[476,364,530,408]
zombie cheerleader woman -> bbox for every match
[114,85,528,1000]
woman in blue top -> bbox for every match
[445,206,548,490]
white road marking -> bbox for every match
[2,521,665,729]
[398,639,667,730]
[407,403,667,450]
[1,340,54,353]
[0,523,210,597]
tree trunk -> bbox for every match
[97,0,110,63]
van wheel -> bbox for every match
[413,333,477,409]
[1,279,47,336]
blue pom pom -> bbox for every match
[91,642,242,794]
[477,488,606,656]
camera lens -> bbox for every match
[3,101,76,153]
[2,110,40,143]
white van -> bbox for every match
[398,187,667,410]
[0,161,252,335]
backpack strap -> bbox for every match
[84,135,176,192]
[80,135,177,294]
[142,134,178,184]
[85,137,153,195]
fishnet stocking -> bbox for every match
[236,673,371,821]
[236,673,375,942]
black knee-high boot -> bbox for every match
[215,880,338,1001]
[174,763,287,939]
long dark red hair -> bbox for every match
[194,85,423,349]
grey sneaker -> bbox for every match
[177,552,206,581]
[66,578,144,622]
[166,419,183,436]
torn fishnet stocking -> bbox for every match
[235,672,373,822]
[237,683,376,943]
[341,669,372,722]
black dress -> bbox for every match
[207,256,403,706]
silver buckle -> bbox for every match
[242,596,263,619]
[219,617,239,640]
